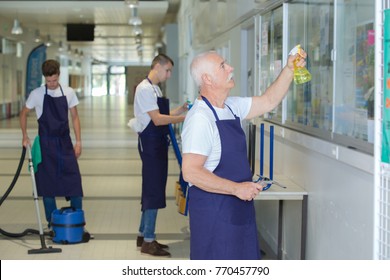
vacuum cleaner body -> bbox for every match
[51,207,90,244]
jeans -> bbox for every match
[138,209,158,242]
[43,196,82,226]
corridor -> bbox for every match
[0,95,190,260]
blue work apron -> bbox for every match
[138,95,170,210]
[35,85,83,197]
[189,96,261,260]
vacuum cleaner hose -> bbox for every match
[0,146,26,206]
[0,228,40,237]
[0,146,49,237]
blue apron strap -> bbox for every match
[201,96,237,120]
[59,85,65,96]
[201,96,219,121]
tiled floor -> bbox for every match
[0,95,190,260]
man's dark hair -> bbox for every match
[151,54,174,69]
[42,59,60,77]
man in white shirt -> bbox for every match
[19,59,83,229]
[181,50,306,259]
[133,54,187,257]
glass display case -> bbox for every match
[260,7,283,121]
[285,0,333,134]
[258,0,375,153]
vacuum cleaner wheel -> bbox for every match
[82,231,91,243]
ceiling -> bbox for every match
[0,0,181,65]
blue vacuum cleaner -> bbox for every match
[51,207,90,244]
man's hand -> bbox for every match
[74,142,82,158]
[22,136,30,148]
[287,48,307,72]
[232,181,264,201]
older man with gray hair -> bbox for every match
[181,50,306,260]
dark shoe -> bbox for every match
[137,236,169,249]
[141,241,171,257]
[136,236,143,247]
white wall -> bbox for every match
[164,23,180,104]
[253,122,374,259]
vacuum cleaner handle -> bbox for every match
[59,206,77,214]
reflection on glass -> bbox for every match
[286,0,333,131]
[258,0,375,150]
[334,0,375,143]
[260,7,283,121]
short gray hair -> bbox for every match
[190,51,217,87]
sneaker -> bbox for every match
[136,236,169,249]
[141,241,171,257]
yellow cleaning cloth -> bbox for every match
[31,136,42,173]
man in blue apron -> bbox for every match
[20,59,84,229]
[133,54,188,257]
[181,50,307,259]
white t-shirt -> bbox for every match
[181,96,252,173]
[133,79,163,132]
[25,85,79,119]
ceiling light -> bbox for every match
[155,42,163,48]
[58,41,64,52]
[129,16,142,26]
[136,45,143,51]
[135,35,142,44]
[132,26,143,36]
[125,0,139,8]
[45,35,53,47]
[128,7,142,26]
[11,19,23,35]
[34,30,41,43]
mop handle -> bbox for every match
[270,125,274,181]
[168,124,182,166]
[260,123,264,177]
